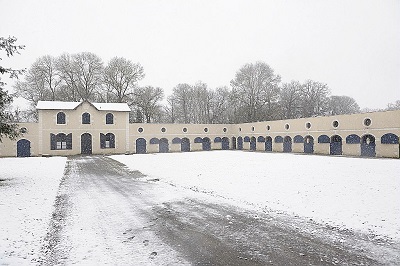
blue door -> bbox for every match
[265,137,272,151]
[304,136,314,154]
[136,138,146,154]
[330,135,342,155]
[17,139,30,157]
[222,137,229,150]
[283,136,292,152]
[231,137,236,150]
[181,138,190,152]
[361,135,376,157]
[202,138,211,151]
[237,137,243,150]
[81,133,92,155]
[250,137,256,151]
[159,138,169,153]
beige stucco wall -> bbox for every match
[0,123,39,157]
[1,105,399,158]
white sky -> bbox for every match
[1,0,399,109]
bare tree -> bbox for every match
[170,83,193,123]
[103,57,144,103]
[328,95,360,115]
[278,81,302,119]
[230,61,281,122]
[56,53,80,101]
[132,86,164,123]
[300,80,330,117]
[386,100,400,111]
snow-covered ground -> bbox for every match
[112,151,400,241]
[0,157,67,265]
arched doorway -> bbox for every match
[283,136,292,152]
[265,136,272,152]
[222,137,229,150]
[237,137,243,150]
[330,135,342,155]
[231,137,237,150]
[181,138,190,152]
[361,134,376,157]
[304,136,314,154]
[81,133,92,155]
[159,138,169,153]
[202,137,211,151]
[136,138,146,154]
[17,139,30,157]
[250,137,256,151]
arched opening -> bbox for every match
[222,137,229,150]
[181,138,190,152]
[17,139,30,157]
[57,112,66,124]
[150,138,159,144]
[100,133,115,148]
[330,135,342,155]
[283,136,292,152]
[231,137,237,150]
[81,133,92,155]
[361,134,376,157]
[237,137,243,150]
[106,113,114,124]
[381,133,399,144]
[51,133,72,150]
[136,138,146,154]
[250,137,256,151]
[159,138,169,153]
[202,137,211,151]
[304,136,314,154]
[172,137,181,144]
[265,136,272,152]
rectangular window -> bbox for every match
[56,141,67,150]
[105,140,110,148]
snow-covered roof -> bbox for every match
[36,101,130,112]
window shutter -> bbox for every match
[50,133,56,150]
[100,133,105,149]
[110,134,115,148]
[66,133,73,149]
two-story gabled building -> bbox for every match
[0,100,399,158]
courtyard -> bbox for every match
[1,151,399,265]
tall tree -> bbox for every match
[279,80,302,119]
[170,83,193,123]
[386,100,400,111]
[132,86,164,123]
[300,80,330,117]
[103,57,144,103]
[56,53,80,101]
[0,36,25,141]
[230,61,281,122]
[328,95,360,115]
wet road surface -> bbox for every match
[39,156,400,265]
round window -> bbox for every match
[306,122,311,129]
[267,125,271,131]
[138,127,143,133]
[285,124,290,130]
[183,127,187,132]
[332,120,339,128]
[204,127,208,133]
[161,127,166,133]
[364,118,371,126]
[223,128,227,133]
[20,127,27,133]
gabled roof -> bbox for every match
[36,101,131,112]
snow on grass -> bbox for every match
[0,157,67,265]
[112,151,400,241]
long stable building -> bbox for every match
[1,100,399,158]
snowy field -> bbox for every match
[0,157,67,265]
[112,151,400,241]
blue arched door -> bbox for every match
[361,135,376,157]
[181,138,190,152]
[304,136,314,154]
[17,139,30,157]
[202,137,211,151]
[81,133,92,155]
[231,137,236,150]
[159,138,169,153]
[250,137,256,151]
[222,137,229,150]
[283,136,292,152]
[136,138,146,154]
[265,137,272,152]
[330,135,342,155]
[237,137,243,150]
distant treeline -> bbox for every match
[11,52,399,123]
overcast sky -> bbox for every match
[1,0,399,109]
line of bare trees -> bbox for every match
[12,53,373,123]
